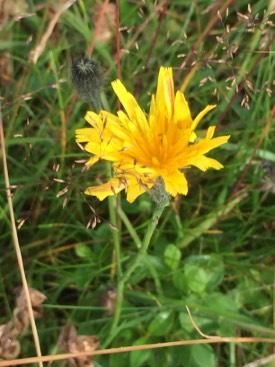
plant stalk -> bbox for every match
[104,203,166,347]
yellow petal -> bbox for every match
[111,80,147,130]
[162,170,188,196]
[173,91,192,129]
[86,156,99,167]
[85,177,125,201]
[126,171,156,203]
[197,135,230,154]
[191,104,216,131]
[187,155,224,171]
[156,67,174,120]
[126,180,147,203]
[189,131,197,143]
[111,80,138,118]
[206,126,216,139]
[85,111,102,128]
[149,94,156,124]
[75,128,99,143]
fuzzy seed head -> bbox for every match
[71,57,102,110]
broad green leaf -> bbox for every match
[172,269,188,292]
[191,345,216,367]
[164,243,181,270]
[184,264,208,294]
[147,311,174,337]
[184,255,224,294]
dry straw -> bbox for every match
[0,336,275,367]
[0,102,43,367]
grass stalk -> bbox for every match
[0,102,43,367]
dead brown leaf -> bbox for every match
[0,288,46,360]
[58,324,100,367]
[102,288,116,316]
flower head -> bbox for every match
[76,67,230,202]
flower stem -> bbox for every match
[108,195,122,278]
[106,162,122,279]
[117,207,142,249]
[104,203,166,347]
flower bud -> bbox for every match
[71,57,102,111]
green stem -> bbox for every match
[49,52,66,165]
[104,203,166,347]
[118,207,142,249]
[106,163,122,278]
[108,195,122,277]
[229,342,236,367]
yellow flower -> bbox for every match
[76,67,230,203]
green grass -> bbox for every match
[0,0,275,366]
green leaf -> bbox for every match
[110,351,129,367]
[164,244,181,270]
[191,345,216,367]
[207,292,240,313]
[148,311,174,337]
[178,312,194,333]
[67,267,93,288]
[184,264,208,294]
[172,269,188,292]
[130,337,151,367]
[172,255,224,294]
[74,243,93,258]
[179,312,213,335]
[184,255,224,294]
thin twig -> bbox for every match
[0,102,43,367]
[186,306,217,339]
[0,337,275,367]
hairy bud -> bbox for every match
[71,57,102,111]
[149,177,170,207]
